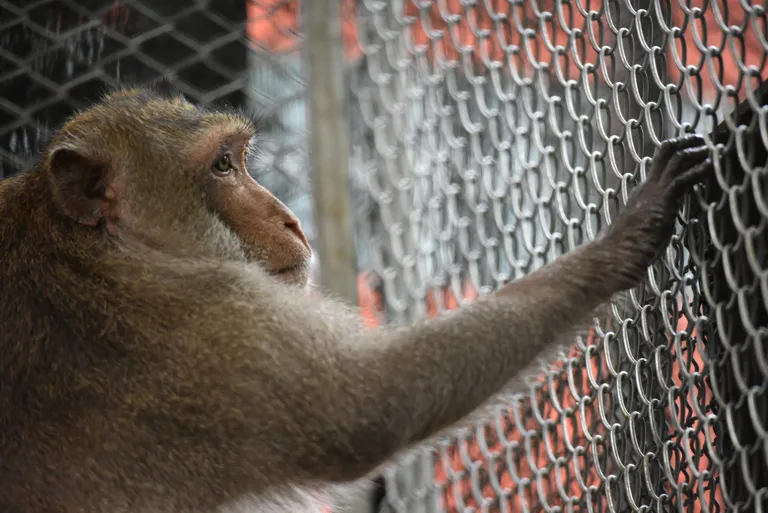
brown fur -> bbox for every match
[0,84,714,513]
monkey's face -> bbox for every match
[198,123,313,287]
[44,85,313,288]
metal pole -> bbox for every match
[304,0,359,304]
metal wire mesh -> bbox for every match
[1,1,767,513]
[346,2,768,513]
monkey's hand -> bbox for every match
[603,134,713,289]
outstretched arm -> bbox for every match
[192,134,714,491]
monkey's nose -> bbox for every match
[286,218,312,253]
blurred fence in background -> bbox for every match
[1,1,767,513]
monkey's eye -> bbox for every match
[213,154,233,175]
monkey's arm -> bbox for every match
[180,141,711,495]
[111,137,711,500]
[223,234,627,487]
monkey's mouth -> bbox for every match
[272,265,300,276]
[269,262,310,285]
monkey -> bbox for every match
[0,83,714,513]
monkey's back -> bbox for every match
[0,170,222,512]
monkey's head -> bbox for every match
[42,83,312,287]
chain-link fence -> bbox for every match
[1,1,767,513]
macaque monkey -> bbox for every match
[0,82,714,513]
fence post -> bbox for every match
[304,0,359,305]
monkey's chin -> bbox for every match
[271,264,310,289]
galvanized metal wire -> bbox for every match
[347,2,767,513]
[1,1,767,513]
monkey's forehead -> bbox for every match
[57,91,257,145]
[102,85,257,128]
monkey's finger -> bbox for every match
[659,146,711,183]
[670,158,714,194]
[654,134,707,164]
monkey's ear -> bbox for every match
[46,145,116,227]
